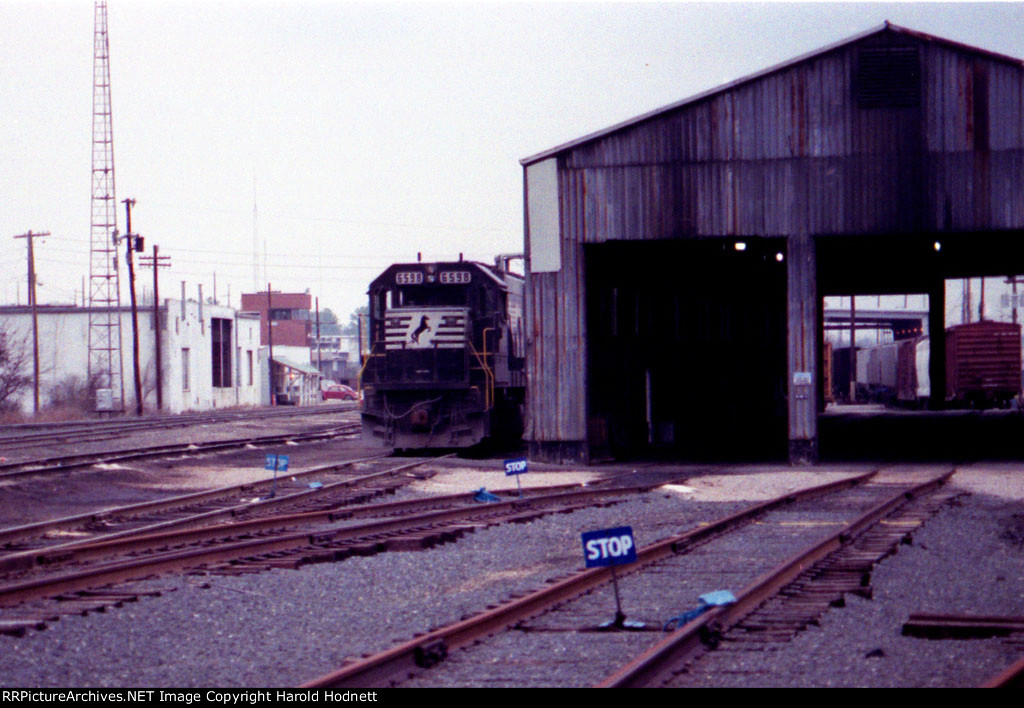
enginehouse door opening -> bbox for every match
[817,231,1024,461]
[585,239,788,462]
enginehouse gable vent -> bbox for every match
[856,46,921,108]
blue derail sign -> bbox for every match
[581,526,637,568]
[504,457,528,475]
[265,454,289,472]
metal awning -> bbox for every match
[272,356,321,377]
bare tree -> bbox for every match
[0,322,31,411]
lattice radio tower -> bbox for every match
[87,0,125,412]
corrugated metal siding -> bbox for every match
[525,239,587,443]
[921,44,1024,231]
[554,38,1023,241]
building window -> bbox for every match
[182,348,190,391]
[211,318,233,388]
[247,350,254,386]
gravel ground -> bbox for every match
[0,412,373,527]
[0,490,757,687]
[0,463,1019,688]
[671,481,1024,687]
[0,407,358,466]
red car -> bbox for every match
[323,383,360,401]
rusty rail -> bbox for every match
[981,655,1024,688]
[0,422,361,480]
[0,450,388,553]
[598,468,954,688]
[301,469,878,688]
[0,474,669,609]
[902,613,1024,639]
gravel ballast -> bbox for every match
[0,465,1019,688]
[670,487,1024,687]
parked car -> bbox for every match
[323,383,360,401]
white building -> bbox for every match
[0,299,262,415]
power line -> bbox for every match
[136,200,519,234]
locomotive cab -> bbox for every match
[360,259,524,449]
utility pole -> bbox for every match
[122,199,143,415]
[848,295,856,403]
[1006,276,1022,325]
[315,297,321,373]
[13,230,48,415]
[267,284,275,406]
[139,244,171,411]
[979,276,986,321]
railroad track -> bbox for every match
[0,421,361,481]
[301,467,988,688]
[0,467,675,637]
[0,451,397,561]
[0,404,355,450]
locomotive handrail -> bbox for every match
[468,340,495,411]
[483,327,496,409]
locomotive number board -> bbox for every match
[395,271,423,285]
[440,271,471,284]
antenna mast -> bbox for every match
[87,0,125,412]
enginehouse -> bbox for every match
[520,23,1024,464]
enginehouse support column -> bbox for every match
[928,278,947,410]
[787,233,818,464]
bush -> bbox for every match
[44,375,97,418]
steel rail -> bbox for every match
[0,475,666,608]
[0,457,652,569]
[0,452,392,563]
[21,478,636,570]
[981,655,1024,688]
[0,422,360,480]
[300,469,879,688]
[0,405,356,453]
[902,613,1024,639]
[5,479,598,573]
[597,468,955,688]
[0,403,354,442]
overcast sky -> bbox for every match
[3,1,1024,321]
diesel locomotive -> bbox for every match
[360,256,525,449]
